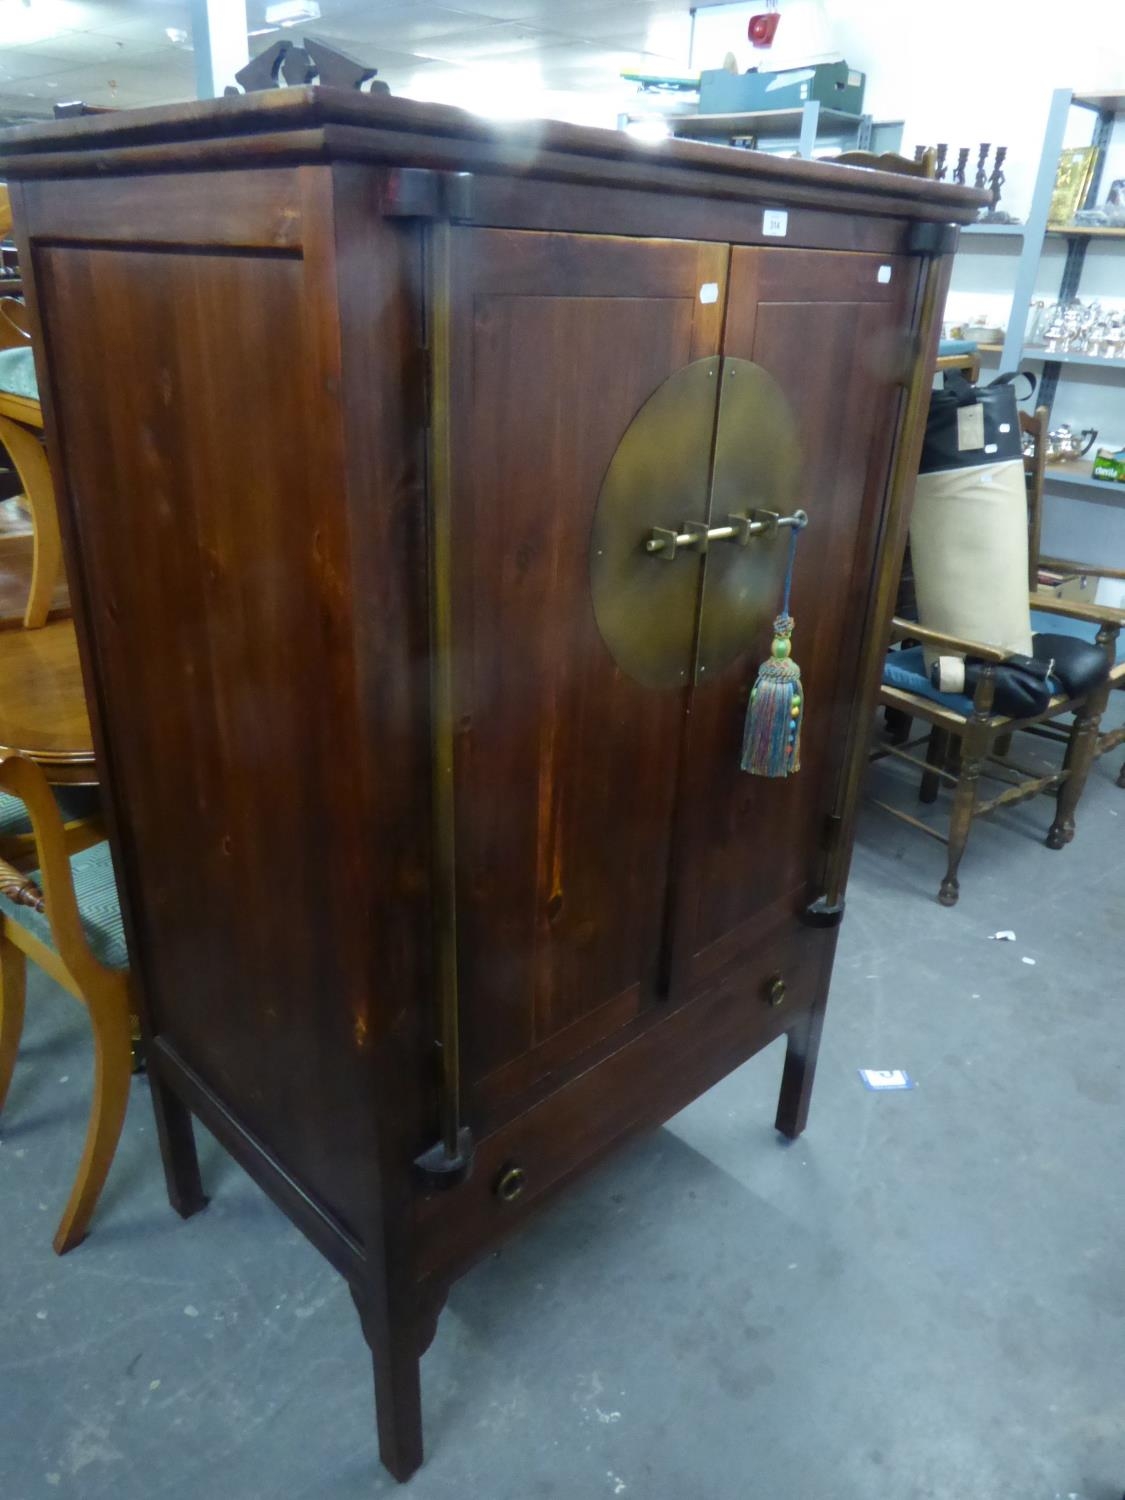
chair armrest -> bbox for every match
[1031,594,1124,629]
[889,616,1008,663]
[1039,555,1125,583]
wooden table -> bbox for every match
[0,618,95,783]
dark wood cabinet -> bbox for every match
[0,92,980,1482]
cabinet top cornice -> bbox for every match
[1,87,984,225]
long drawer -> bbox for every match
[414,915,836,1290]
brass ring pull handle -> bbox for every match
[646,508,808,561]
[764,973,787,1008]
[494,1164,527,1203]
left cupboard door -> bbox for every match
[440,228,727,1125]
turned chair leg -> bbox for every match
[148,1065,208,1220]
[919,725,949,805]
[53,972,133,1253]
[1047,691,1108,849]
[0,934,27,1111]
[940,749,982,907]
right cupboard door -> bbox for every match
[672,246,921,991]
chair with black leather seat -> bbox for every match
[870,404,1123,905]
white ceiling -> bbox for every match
[0,0,707,125]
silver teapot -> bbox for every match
[1044,423,1098,463]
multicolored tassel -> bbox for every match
[741,525,805,779]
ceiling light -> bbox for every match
[264,0,321,26]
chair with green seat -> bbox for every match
[0,751,133,1253]
[0,338,64,629]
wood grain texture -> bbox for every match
[31,223,379,1241]
[0,618,93,777]
[4,98,959,1479]
[668,249,917,993]
[444,229,726,1119]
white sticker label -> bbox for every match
[877,264,892,284]
[699,282,719,304]
[957,403,985,451]
[984,442,998,454]
[999,422,1011,433]
[762,209,788,238]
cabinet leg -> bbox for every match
[148,1067,208,1220]
[351,1286,425,1483]
[775,1009,825,1141]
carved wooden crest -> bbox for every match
[226,37,388,96]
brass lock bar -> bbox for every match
[645,507,808,561]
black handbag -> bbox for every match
[920,369,1036,475]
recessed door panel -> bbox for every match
[445,228,726,1117]
[672,248,919,980]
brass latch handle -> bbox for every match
[645,508,808,560]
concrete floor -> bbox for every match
[3,717,1125,1500]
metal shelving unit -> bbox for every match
[669,100,903,159]
[1000,87,1125,415]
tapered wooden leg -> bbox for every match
[351,1285,425,1483]
[53,972,133,1253]
[0,934,27,1112]
[1047,690,1108,849]
[148,1061,208,1219]
[775,1006,826,1141]
[919,725,949,805]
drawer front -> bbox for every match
[415,917,835,1289]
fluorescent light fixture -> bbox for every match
[264,0,321,26]
[0,0,82,47]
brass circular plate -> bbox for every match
[589,357,720,691]
[696,359,801,682]
[589,357,800,691]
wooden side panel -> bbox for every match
[31,232,383,1238]
[446,228,727,1120]
[676,248,919,976]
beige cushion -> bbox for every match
[909,458,1032,671]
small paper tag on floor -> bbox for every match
[858,1069,915,1091]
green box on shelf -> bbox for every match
[698,61,865,117]
[1091,448,1125,484]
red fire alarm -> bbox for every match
[748,1,780,47]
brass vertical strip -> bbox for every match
[425,219,466,1168]
[815,250,954,914]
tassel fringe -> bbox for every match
[741,612,803,778]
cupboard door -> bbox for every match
[445,228,726,1119]
[673,247,920,986]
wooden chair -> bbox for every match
[0,751,132,1253]
[870,405,1125,904]
[0,334,64,628]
